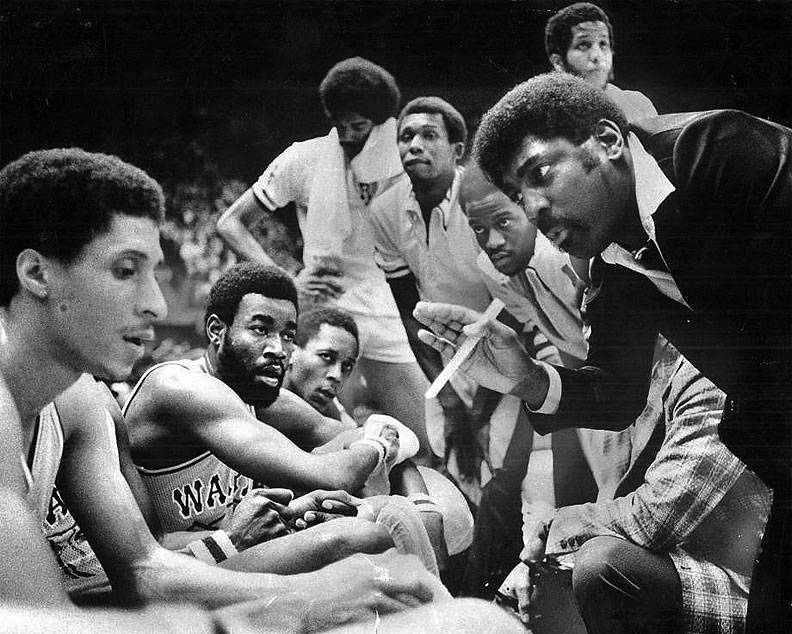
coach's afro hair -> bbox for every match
[472,73,627,191]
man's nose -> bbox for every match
[264,335,286,358]
[326,361,343,381]
[485,228,506,250]
[409,135,424,152]
[139,273,168,322]
[521,189,547,224]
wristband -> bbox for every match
[186,529,238,565]
[350,437,387,469]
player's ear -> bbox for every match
[594,119,625,161]
[452,141,465,162]
[549,53,565,73]
[16,249,53,300]
[206,313,227,346]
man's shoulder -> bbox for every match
[290,135,330,155]
[265,135,328,172]
[126,359,237,420]
[54,374,108,440]
[634,110,792,191]
[631,109,777,152]
[605,83,657,121]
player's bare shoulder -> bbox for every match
[54,374,112,443]
[127,362,230,420]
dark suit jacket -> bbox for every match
[534,110,792,485]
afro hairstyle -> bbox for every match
[319,57,401,124]
[205,262,298,328]
[472,73,628,191]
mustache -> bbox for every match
[256,360,285,376]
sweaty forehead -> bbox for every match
[570,21,610,44]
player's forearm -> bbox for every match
[216,190,277,265]
[235,439,379,493]
[217,215,275,265]
[0,605,218,634]
[160,529,215,551]
[128,546,312,612]
[308,444,380,491]
[301,416,352,450]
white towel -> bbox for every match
[303,117,402,262]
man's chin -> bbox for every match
[309,392,332,411]
[492,258,522,277]
[235,383,281,408]
[89,362,134,384]
[341,144,364,159]
[249,389,280,409]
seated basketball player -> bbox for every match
[0,148,451,631]
[284,306,477,569]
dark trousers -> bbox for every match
[462,408,597,598]
[462,410,533,598]
[572,536,683,634]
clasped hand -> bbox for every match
[226,488,362,549]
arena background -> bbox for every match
[2,0,790,357]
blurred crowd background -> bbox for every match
[2,0,790,370]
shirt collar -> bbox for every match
[627,131,675,241]
[406,166,463,228]
[601,132,674,264]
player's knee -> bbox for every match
[329,517,393,554]
[573,536,636,603]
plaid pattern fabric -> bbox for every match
[669,551,747,634]
[546,339,771,631]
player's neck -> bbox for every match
[0,305,81,428]
[413,171,455,220]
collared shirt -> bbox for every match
[535,133,688,414]
[370,166,491,312]
[600,132,689,309]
